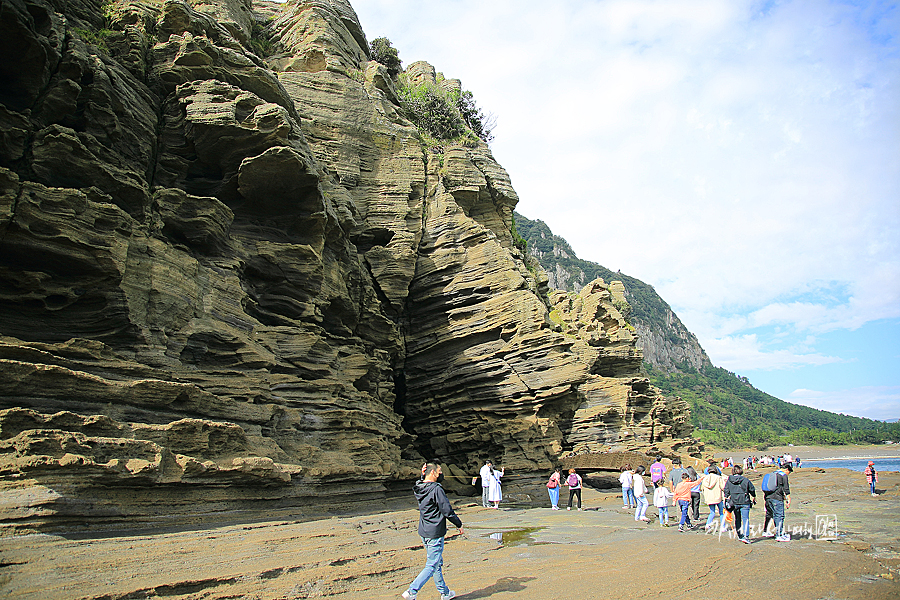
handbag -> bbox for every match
[547,476,558,489]
[724,497,735,512]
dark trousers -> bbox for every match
[568,488,582,509]
[690,492,701,520]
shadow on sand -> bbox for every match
[457,576,537,599]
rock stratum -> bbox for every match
[0,0,696,532]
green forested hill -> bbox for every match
[645,363,899,448]
[513,212,899,448]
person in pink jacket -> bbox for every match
[865,461,879,496]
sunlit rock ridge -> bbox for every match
[0,0,694,530]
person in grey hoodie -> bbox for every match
[402,463,463,600]
[724,465,756,544]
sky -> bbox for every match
[351,0,900,421]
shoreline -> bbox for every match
[710,444,900,461]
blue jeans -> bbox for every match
[548,486,560,507]
[658,506,669,523]
[706,501,725,530]
[678,500,692,527]
[409,537,450,596]
[870,480,876,494]
[733,503,752,539]
[634,495,648,519]
[622,487,636,507]
[766,497,785,536]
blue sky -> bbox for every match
[352,0,900,420]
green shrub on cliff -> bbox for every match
[370,37,402,78]
[399,82,467,141]
[398,79,495,145]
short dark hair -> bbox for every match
[732,465,743,475]
[635,465,645,474]
[424,463,440,478]
[681,473,690,479]
[673,457,682,465]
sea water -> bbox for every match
[800,457,900,472]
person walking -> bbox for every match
[701,466,726,533]
[403,463,462,600]
[653,481,673,526]
[865,461,878,496]
[487,465,504,509]
[633,465,650,522]
[566,468,583,511]
[619,464,635,509]
[673,473,696,531]
[547,467,562,509]
[649,456,667,487]
[762,464,792,542]
[724,465,756,544]
[686,465,702,522]
[667,458,687,491]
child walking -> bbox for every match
[653,480,673,526]
[673,473,696,532]
[619,464,635,509]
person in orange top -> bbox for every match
[673,473,696,532]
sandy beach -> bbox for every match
[1,464,898,600]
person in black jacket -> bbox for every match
[724,465,756,544]
[402,463,463,600]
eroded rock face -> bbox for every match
[0,0,694,531]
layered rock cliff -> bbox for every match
[0,0,694,531]
[513,213,710,373]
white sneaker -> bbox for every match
[441,592,456,600]
[776,534,790,542]
[762,531,775,538]
[402,591,415,599]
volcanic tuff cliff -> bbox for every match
[0,0,695,531]
[513,213,710,374]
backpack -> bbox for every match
[547,475,558,489]
[567,473,579,487]
[762,471,782,492]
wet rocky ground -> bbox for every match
[1,467,898,599]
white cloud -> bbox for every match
[703,334,842,371]
[787,387,900,421]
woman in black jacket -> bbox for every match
[724,465,756,543]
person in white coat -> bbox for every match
[487,465,504,508]
[475,461,493,507]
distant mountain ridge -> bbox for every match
[513,212,899,447]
